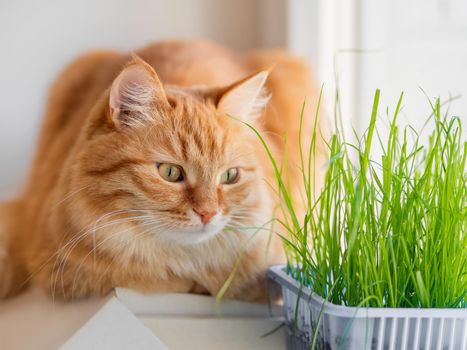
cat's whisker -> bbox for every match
[230,208,256,214]
[229,214,253,220]
[229,211,253,216]
[98,221,173,282]
[51,214,148,293]
[53,209,151,268]
[225,219,272,233]
[50,211,154,301]
[61,214,155,272]
[90,213,155,266]
[54,209,150,268]
[69,220,172,300]
[228,217,254,226]
[69,219,159,299]
[229,211,255,217]
[49,185,92,212]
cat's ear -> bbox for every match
[217,71,270,122]
[109,56,169,129]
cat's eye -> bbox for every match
[157,163,184,182]
[220,168,239,185]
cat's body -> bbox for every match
[0,41,319,301]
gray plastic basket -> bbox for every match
[268,265,467,350]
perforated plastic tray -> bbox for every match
[268,265,467,350]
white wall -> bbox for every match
[0,0,260,199]
[3,0,466,199]
[275,0,467,145]
[261,0,359,142]
[356,0,467,139]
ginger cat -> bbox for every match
[0,41,319,301]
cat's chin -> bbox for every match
[161,231,220,245]
[158,222,227,245]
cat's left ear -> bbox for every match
[216,71,270,122]
[109,56,169,129]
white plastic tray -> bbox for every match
[268,265,467,350]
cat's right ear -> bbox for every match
[109,57,169,129]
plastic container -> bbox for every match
[268,265,467,350]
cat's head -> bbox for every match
[74,57,272,245]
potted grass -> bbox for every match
[258,90,466,349]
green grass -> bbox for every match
[255,89,466,308]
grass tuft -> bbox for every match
[263,89,466,308]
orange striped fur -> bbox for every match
[0,41,321,301]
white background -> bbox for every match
[356,0,467,138]
[0,0,261,198]
[1,0,466,198]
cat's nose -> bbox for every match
[193,208,217,225]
